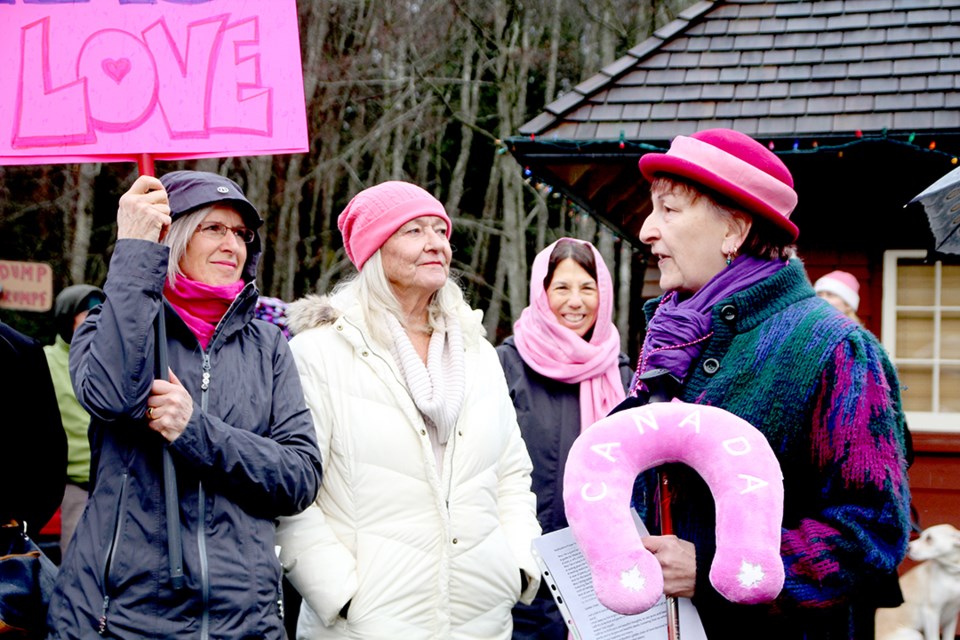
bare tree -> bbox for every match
[1,0,701,344]
[65,163,101,285]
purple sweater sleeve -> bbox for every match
[779,335,910,608]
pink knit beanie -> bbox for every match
[814,270,860,312]
[337,181,452,269]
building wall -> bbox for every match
[901,433,960,573]
[801,252,960,574]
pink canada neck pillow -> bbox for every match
[562,399,785,614]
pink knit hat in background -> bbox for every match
[814,270,860,312]
[638,128,800,241]
[337,181,452,269]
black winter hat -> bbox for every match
[159,170,263,230]
[54,284,104,344]
[159,170,264,282]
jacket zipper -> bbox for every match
[341,316,458,514]
[198,482,209,640]
[199,352,212,640]
[98,472,128,635]
[146,290,245,638]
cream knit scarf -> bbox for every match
[387,314,465,452]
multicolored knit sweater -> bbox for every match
[635,259,911,637]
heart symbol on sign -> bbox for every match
[101,58,131,84]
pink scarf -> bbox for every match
[513,239,626,432]
[164,275,245,350]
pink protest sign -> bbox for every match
[0,0,308,165]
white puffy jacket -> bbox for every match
[277,294,541,639]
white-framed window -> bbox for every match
[881,250,960,433]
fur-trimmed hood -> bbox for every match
[287,291,485,344]
[287,294,339,336]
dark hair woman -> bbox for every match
[497,237,633,639]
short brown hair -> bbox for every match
[649,176,795,260]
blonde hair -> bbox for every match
[331,250,470,348]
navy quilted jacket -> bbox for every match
[47,240,321,640]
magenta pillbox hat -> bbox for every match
[639,128,799,241]
[337,181,452,269]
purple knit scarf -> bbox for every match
[632,255,785,393]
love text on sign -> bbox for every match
[0,0,307,164]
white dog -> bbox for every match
[876,523,960,640]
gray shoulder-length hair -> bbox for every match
[330,250,471,348]
[161,207,212,286]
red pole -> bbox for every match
[659,470,681,640]
[660,471,674,535]
[137,152,155,177]
[136,149,182,588]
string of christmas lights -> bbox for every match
[496,128,959,245]
[497,129,960,164]
[518,165,625,239]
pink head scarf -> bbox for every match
[512,239,627,432]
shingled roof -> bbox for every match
[508,0,960,244]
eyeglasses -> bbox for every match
[195,222,256,244]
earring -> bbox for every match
[725,254,732,266]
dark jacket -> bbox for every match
[0,321,66,531]
[47,240,322,640]
[497,337,633,535]
[497,337,633,640]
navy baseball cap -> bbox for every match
[159,170,263,230]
